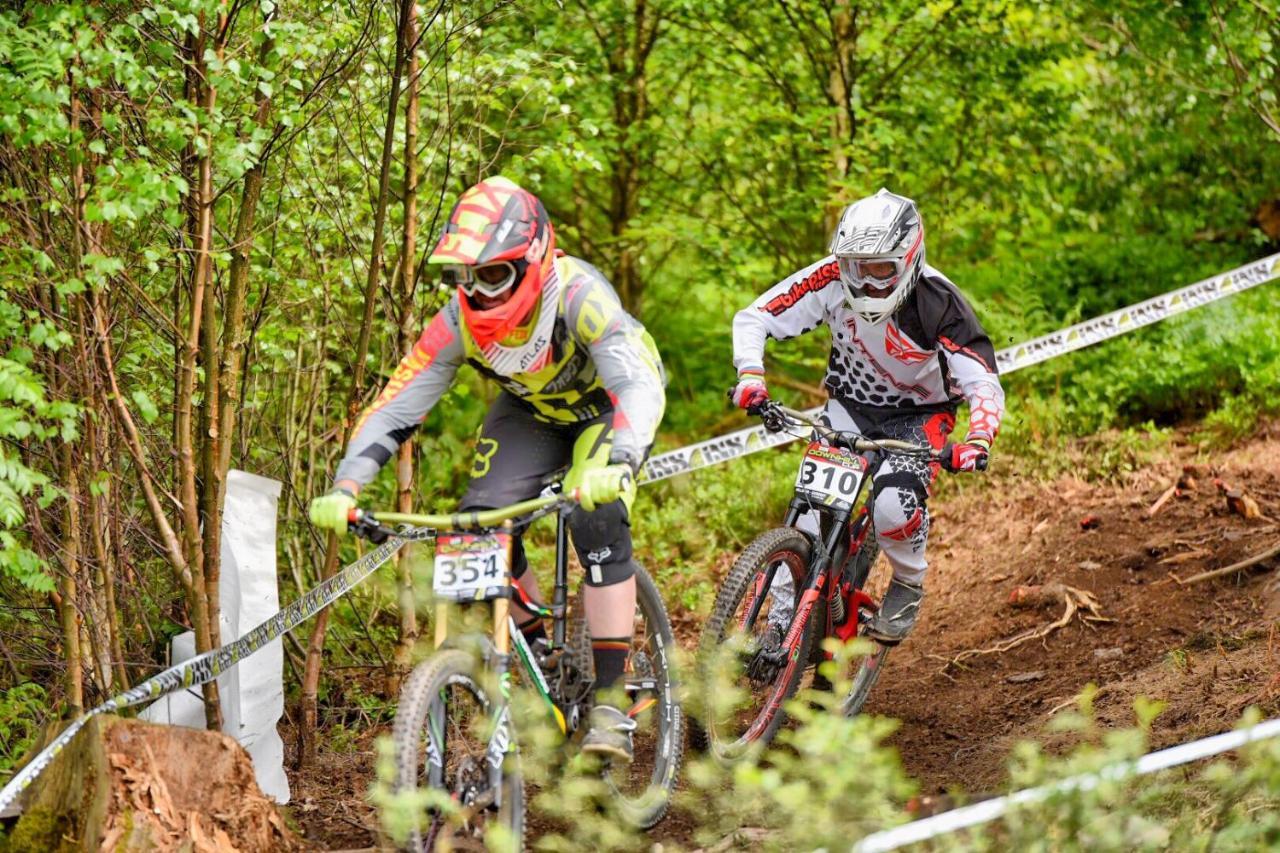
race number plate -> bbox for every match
[794,442,868,508]
[433,533,512,602]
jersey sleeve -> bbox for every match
[919,278,1005,444]
[732,256,843,375]
[564,268,666,469]
[333,300,465,489]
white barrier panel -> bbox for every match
[853,716,1280,852]
[638,252,1280,484]
[140,471,290,802]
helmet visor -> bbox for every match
[444,261,519,298]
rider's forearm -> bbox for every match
[334,313,463,489]
[961,378,1004,444]
[595,334,665,469]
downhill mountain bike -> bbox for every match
[694,401,943,762]
[349,483,683,851]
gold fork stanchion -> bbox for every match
[493,521,514,655]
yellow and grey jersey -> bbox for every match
[334,254,666,488]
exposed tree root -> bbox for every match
[932,584,1109,670]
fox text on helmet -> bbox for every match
[829,188,926,325]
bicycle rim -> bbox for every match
[391,649,524,852]
[841,644,891,718]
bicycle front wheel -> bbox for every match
[693,527,819,763]
[391,648,524,852]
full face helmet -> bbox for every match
[829,188,925,325]
[428,176,559,375]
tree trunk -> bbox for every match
[58,442,84,716]
[390,0,422,693]
[197,6,277,729]
[826,0,857,226]
[176,19,222,730]
[299,0,416,765]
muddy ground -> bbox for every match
[285,424,1280,849]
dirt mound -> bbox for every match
[6,716,300,852]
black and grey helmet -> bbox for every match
[828,188,925,324]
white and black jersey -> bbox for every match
[733,257,1005,442]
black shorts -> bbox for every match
[459,393,639,585]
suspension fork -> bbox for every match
[552,507,570,649]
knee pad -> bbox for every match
[569,501,635,587]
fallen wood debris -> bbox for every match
[1158,548,1212,566]
[1175,540,1280,585]
[1148,483,1178,517]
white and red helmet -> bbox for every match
[829,188,925,325]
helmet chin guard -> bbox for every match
[829,188,925,324]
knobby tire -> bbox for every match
[694,527,819,762]
[392,649,524,852]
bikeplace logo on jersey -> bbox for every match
[760,261,840,316]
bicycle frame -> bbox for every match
[353,494,576,812]
[745,403,938,660]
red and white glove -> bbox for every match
[942,437,990,473]
[730,370,770,410]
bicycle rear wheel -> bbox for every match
[392,648,524,852]
[693,527,819,762]
[598,566,684,829]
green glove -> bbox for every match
[309,488,357,535]
[576,464,633,513]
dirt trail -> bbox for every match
[872,429,1280,796]
[288,426,1280,848]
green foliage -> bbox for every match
[0,682,47,778]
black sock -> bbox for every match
[517,615,547,645]
[591,636,630,698]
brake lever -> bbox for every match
[347,509,392,544]
[749,402,789,434]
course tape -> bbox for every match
[0,537,406,816]
[638,251,1280,484]
[852,715,1280,852]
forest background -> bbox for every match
[1,0,1279,844]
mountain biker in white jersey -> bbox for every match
[308,176,667,762]
[730,188,1005,643]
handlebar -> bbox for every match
[347,491,575,542]
[750,400,940,459]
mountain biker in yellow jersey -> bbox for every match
[731,188,1005,644]
[309,176,667,762]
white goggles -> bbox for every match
[837,256,902,294]
[442,261,519,298]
